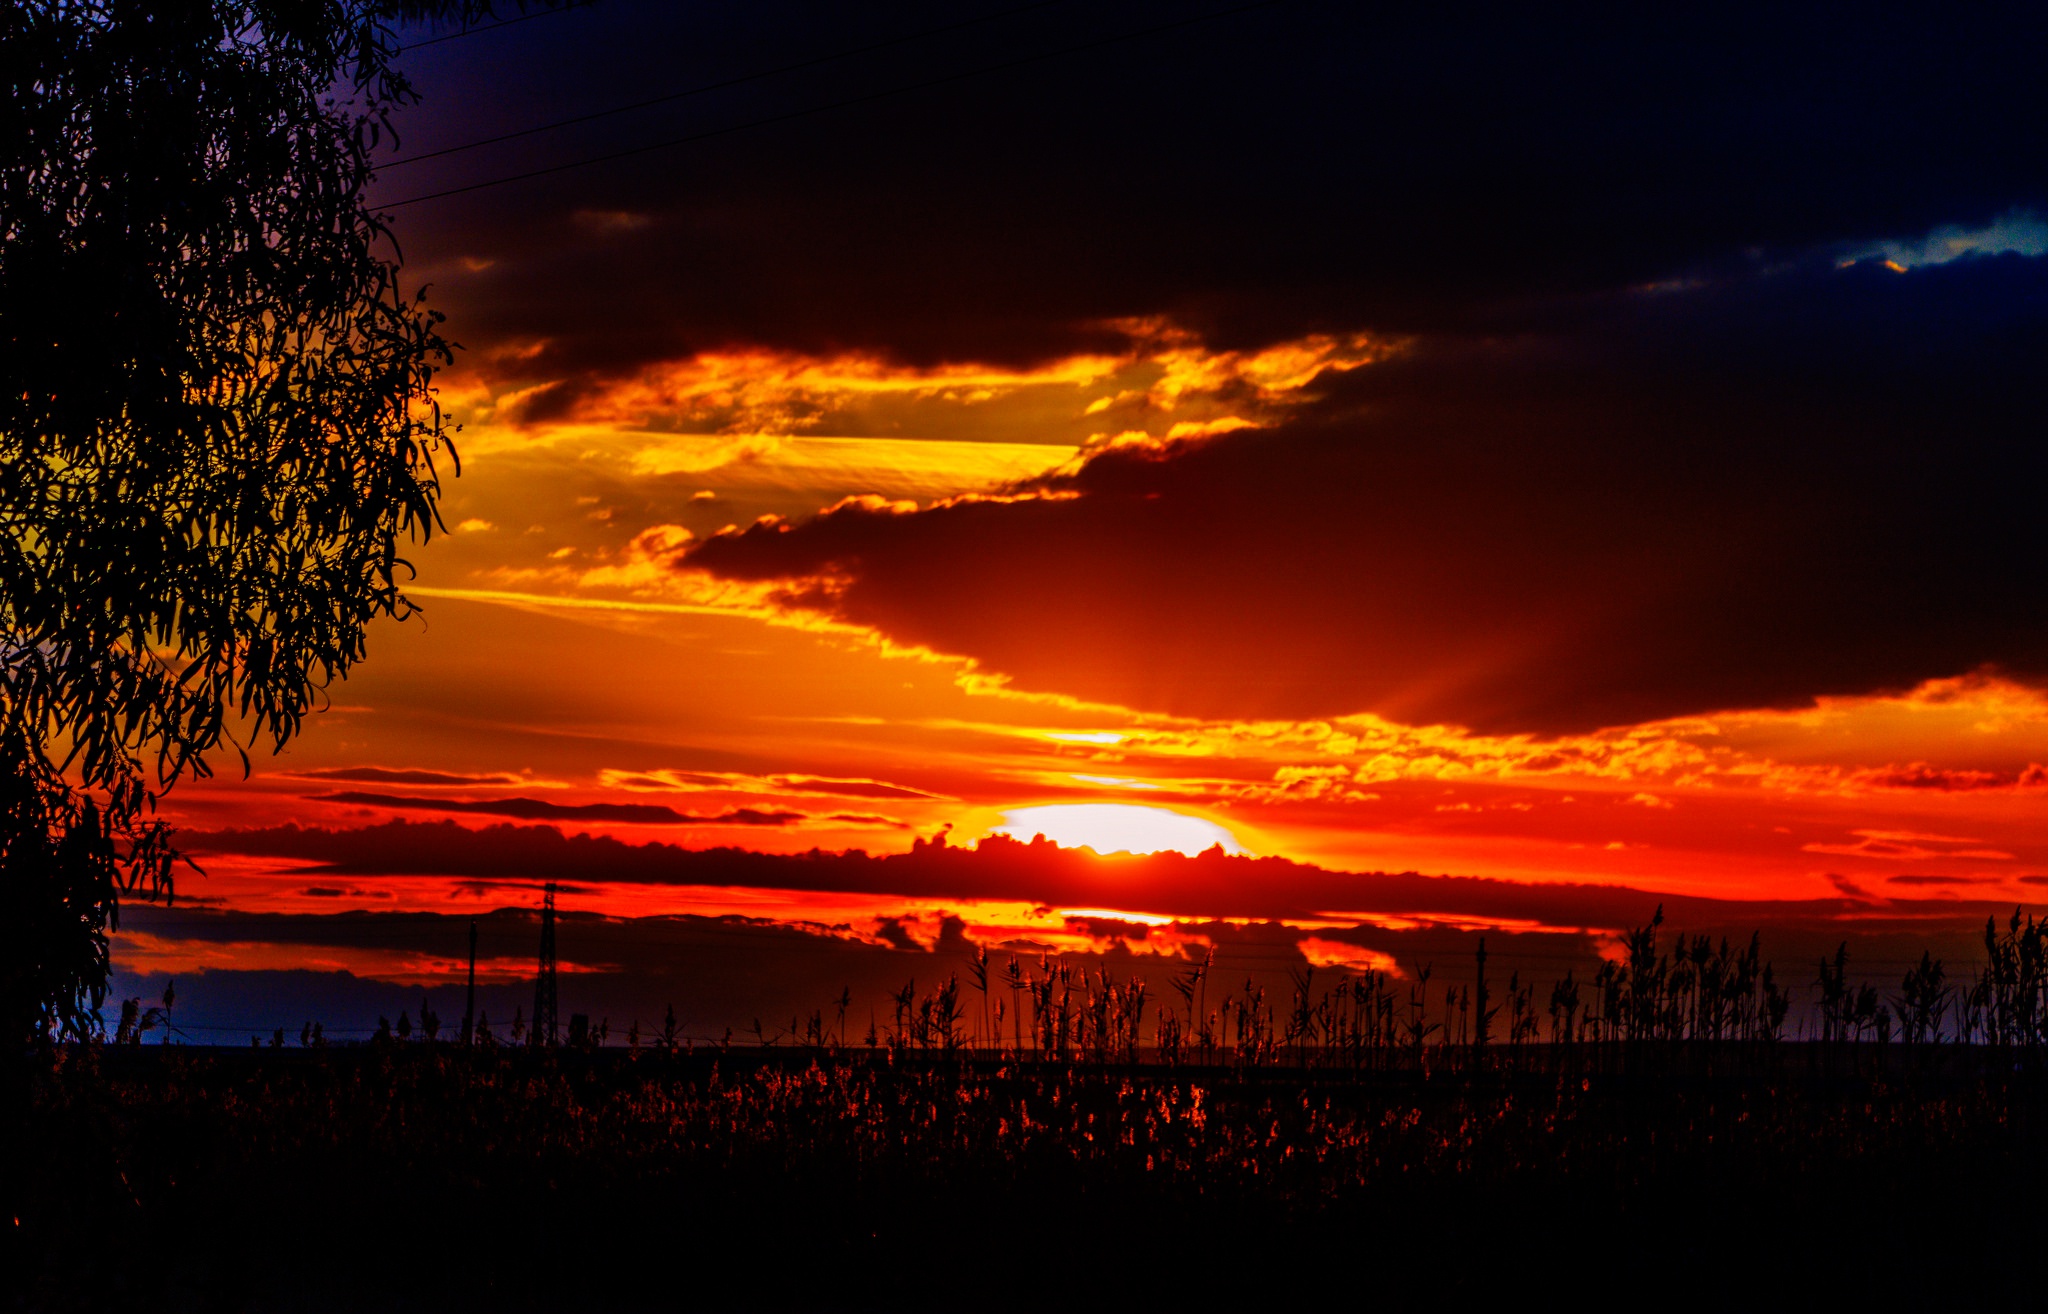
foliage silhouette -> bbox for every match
[0,1,560,1056]
[30,909,2048,1307]
[24,1033,2048,1309]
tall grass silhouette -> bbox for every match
[28,908,2048,1308]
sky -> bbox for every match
[116,0,2048,1042]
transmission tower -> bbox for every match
[462,918,478,1045]
[533,882,558,1048]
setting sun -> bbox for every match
[993,803,1244,856]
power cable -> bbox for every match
[371,0,1280,209]
[383,0,1077,168]
[400,1,596,51]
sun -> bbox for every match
[992,803,1244,857]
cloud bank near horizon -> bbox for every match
[186,818,2031,932]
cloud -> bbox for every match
[1849,762,2048,792]
[824,812,913,829]
[395,4,2048,390]
[1857,208,2048,269]
[871,916,924,953]
[1296,937,1400,975]
[1802,828,2015,863]
[684,255,2048,734]
[181,819,2033,931]
[299,885,394,900]
[1824,874,1876,902]
[314,792,809,827]
[287,767,525,787]
[600,768,951,803]
[571,208,651,236]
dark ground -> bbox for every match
[9,1043,2046,1311]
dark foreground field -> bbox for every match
[11,1043,2048,1311]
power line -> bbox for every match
[399,1,596,51]
[371,0,1280,210]
[382,0,1077,169]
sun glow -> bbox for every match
[994,803,1244,856]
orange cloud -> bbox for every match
[1296,937,1401,975]
[599,768,951,803]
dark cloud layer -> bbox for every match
[689,256,2048,732]
[187,819,2025,932]
[388,1,2047,381]
[373,3,2048,731]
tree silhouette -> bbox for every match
[1,1,522,1055]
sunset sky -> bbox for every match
[120,0,2048,1041]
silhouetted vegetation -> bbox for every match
[0,0,510,1067]
[19,909,2048,1309]
[19,1027,2048,1310]
[598,906,2040,1075]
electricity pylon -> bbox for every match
[462,918,478,1045]
[533,882,558,1048]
